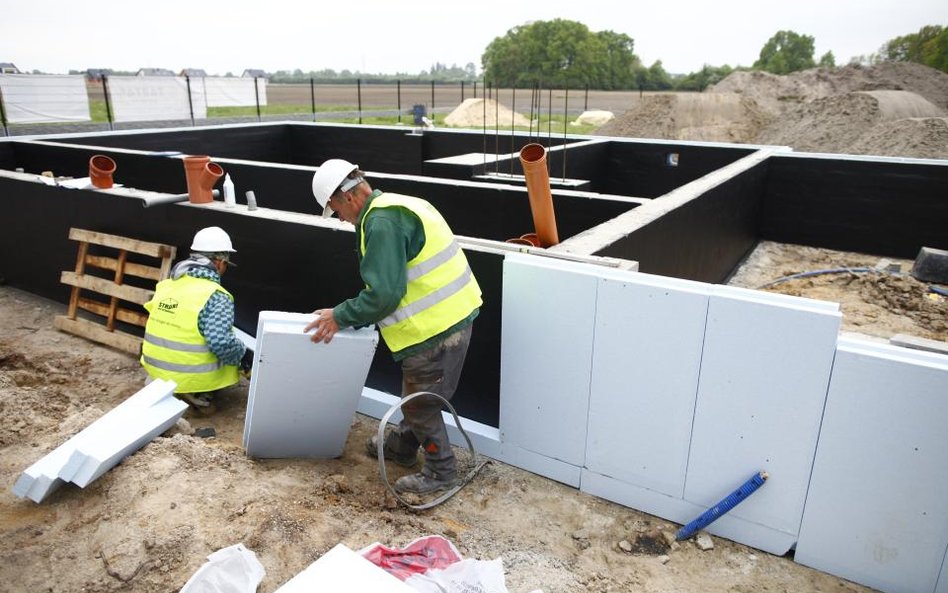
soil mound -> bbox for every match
[445,98,531,127]
[754,90,945,155]
[597,62,948,159]
[595,93,771,143]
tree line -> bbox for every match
[51,21,945,91]
[266,21,947,92]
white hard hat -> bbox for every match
[312,159,358,217]
[191,226,236,253]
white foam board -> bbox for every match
[938,549,948,593]
[795,340,948,593]
[585,273,710,497]
[243,311,378,458]
[683,286,840,548]
[359,387,501,460]
[274,543,415,592]
[500,254,599,467]
[580,469,797,555]
[13,379,183,503]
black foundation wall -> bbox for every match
[52,125,295,164]
[762,155,948,257]
[8,141,193,194]
[596,163,768,283]
[602,142,757,199]
[0,179,503,426]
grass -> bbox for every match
[81,100,598,135]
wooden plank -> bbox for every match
[60,271,153,305]
[67,241,89,320]
[54,316,142,356]
[157,246,176,280]
[107,250,128,330]
[84,255,163,282]
[77,297,148,327]
[68,228,175,259]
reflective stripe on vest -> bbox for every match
[141,274,239,393]
[361,193,482,353]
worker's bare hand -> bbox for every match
[304,309,339,343]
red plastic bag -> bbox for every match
[359,535,462,581]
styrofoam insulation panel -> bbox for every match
[358,387,501,460]
[13,379,182,503]
[580,468,798,554]
[795,338,948,593]
[500,254,599,467]
[274,543,415,592]
[585,272,711,497]
[938,550,948,593]
[243,311,378,458]
[683,286,840,550]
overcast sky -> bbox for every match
[2,0,946,76]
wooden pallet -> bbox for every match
[54,228,177,355]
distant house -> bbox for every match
[1,62,20,74]
[241,69,268,79]
[179,68,207,78]
[136,68,175,77]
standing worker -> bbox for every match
[141,226,252,409]
[305,159,482,495]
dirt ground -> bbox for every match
[0,278,891,593]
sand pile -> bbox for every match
[595,93,772,143]
[597,62,948,159]
[445,98,531,127]
[754,90,944,155]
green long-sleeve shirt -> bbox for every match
[333,190,478,360]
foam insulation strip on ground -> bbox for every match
[12,379,183,503]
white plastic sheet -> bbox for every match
[404,558,509,593]
[203,77,267,107]
[107,75,207,122]
[0,74,90,123]
[178,543,265,593]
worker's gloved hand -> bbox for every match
[239,349,254,379]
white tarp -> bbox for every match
[0,74,90,123]
[203,77,267,107]
[107,76,207,122]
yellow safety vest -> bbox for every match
[140,274,239,393]
[361,193,482,354]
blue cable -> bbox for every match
[676,471,769,541]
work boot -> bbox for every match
[178,393,213,408]
[365,435,418,468]
[394,469,457,495]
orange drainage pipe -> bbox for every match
[183,156,224,204]
[519,143,559,247]
[89,155,116,189]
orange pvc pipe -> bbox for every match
[519,143,559,247]
[89,154,116,189]
[183,156,223,204]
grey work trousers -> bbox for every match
[384,324,473,480]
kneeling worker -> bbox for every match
[305,159,482,495]
[141,226,251,408]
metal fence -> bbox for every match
[2,76,645,137]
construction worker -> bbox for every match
[141,226,251,409]
[305,159,482,495]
